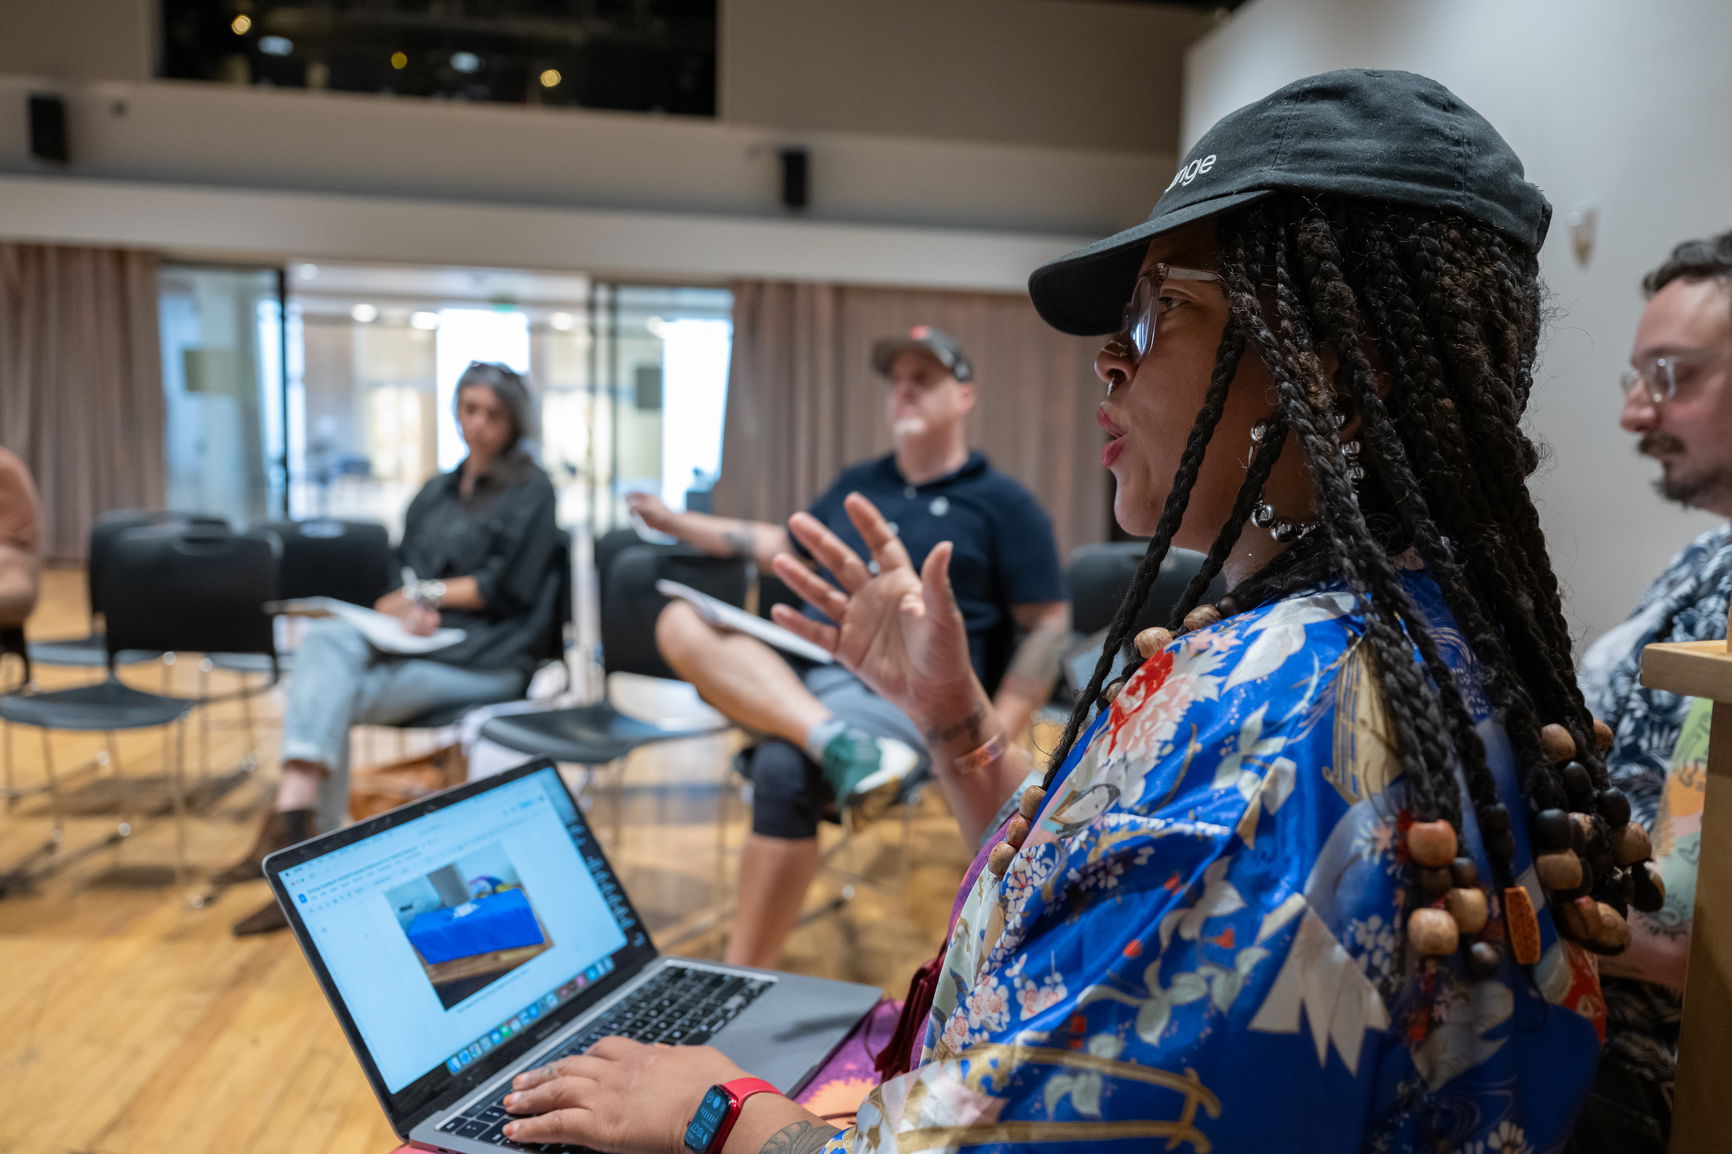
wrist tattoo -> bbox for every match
[924,702,990,748]
[721,527,754,559]
[760,1121,841,1154]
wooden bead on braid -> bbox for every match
[1446,887,1488,935]
[1539,723,1576,763]
[1406,820,1458,868]
[1408,908,1458,956]
[1504,886,1542,965]
[1527,719,1652,958]
[1182,604,1223,633]
[1134,627,1174,658]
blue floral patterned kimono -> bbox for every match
[824,573,1602,1153]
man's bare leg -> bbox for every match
[659,601,919,967]
[655,602,830,741]
[724,833,821,968]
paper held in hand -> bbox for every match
[273,596,467,656]
[653,579,835,665]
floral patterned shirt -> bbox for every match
[1576,522,1732,1087]
[824,573,1601,1154]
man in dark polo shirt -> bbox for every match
[629,327,1067,967]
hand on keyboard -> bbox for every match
[502,1037,757,1153]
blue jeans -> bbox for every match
[281,619,527,831]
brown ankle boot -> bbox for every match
[211,807,317,886]
[232,896,289,936]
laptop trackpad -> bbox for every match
[707,972,881,1094]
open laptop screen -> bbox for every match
[271,762,653,1116]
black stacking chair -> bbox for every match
[0,524,279,890]
[479,540,746,842]
[1059,542,1222,705]
[264,518,394,608]
[29,509,229,670]
[210,518,394,681]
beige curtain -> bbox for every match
[715,280,1109,556]
[0,244,165,561]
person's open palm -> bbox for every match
[769,493,978,724]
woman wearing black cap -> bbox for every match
[499,70,1623,1154]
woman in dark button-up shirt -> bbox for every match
[223,362,560,935]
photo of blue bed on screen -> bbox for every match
[384,843,553,1010]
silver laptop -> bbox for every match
[265,758,880,1154]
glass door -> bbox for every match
[591,284,733,531]
[158,264,287,525]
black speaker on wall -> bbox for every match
[778,147,809,211]
[28,94,69,164]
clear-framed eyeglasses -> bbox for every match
[1619,351,1723,405]
[1120,263,1223,365]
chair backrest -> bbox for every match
[1068,542,1221,637]
[257,518,393,606]
[601,544,749,681]
[593,527,646,607]
[532,528,575,670]
[755,570,803,622]
[99,524,281,672]
[88,509,230,621]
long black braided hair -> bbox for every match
[1048,194,1608,870]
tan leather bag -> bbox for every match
[348,742,469,822]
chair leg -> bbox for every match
[39,726,63,840]
[199,660,212,782]
[610,757,626,850]
[106,730,130,864]
[2,718,13,811]
[168,718,190,888]
[240,675,257,753]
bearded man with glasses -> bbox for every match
[1572,230,1732,1153]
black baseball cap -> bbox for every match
[871,326,973,383]
[1028,69,1553,336]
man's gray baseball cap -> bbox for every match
[1027,68,1552,336]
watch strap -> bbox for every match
[706,1077,782,1154]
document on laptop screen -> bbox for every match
[276,769,635,1092]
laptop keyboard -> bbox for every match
[436,965,772,1152]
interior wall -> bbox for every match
[0,0,149,82]
[0,174,1096,293]
[720,0,1215,152]
[1185,0,1732,645]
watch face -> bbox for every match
[683,1085,732,1153]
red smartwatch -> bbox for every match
[683,1076,781,1154]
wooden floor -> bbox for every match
[0,569,975,1154]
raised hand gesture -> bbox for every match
[769,493,982,729]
